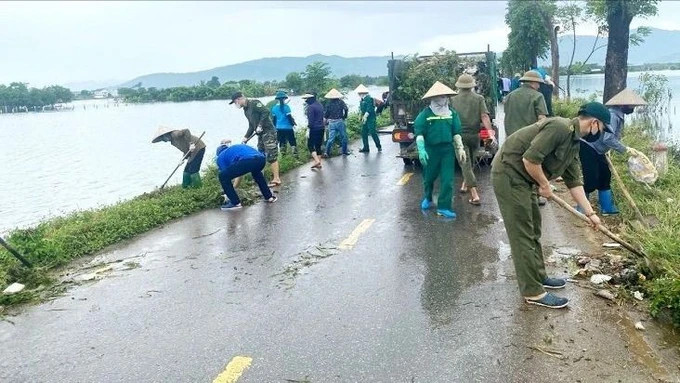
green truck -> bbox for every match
[387,49,500,166]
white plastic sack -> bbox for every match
[628,149,658,185]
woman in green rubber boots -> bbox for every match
[414,81,466,218]
[152,126,206,188]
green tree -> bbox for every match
[302,61,332,94]
[206,76,221,89]
[504,0,552,72]
[339,74,364,89]
[587,0,659,102]
[284,72,303,93]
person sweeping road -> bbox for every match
[216,140,277,210]
[577,88,647,215]
[151,126,206,188]
[491,102,610,309]
[451,73,492,206]
[415,81,466,219]
[230,91,282,187]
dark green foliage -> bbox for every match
[0,82,73,111]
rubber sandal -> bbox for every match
[311,163,322,169]
[468,198,481,206]
[268,181,281,187]
[459,189,468,194]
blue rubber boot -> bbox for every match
[436,209,457,219]
[421,198,431,210]
[598,189,620,215]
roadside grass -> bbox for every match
[0,112,391,306]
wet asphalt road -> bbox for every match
[0,134,676,382]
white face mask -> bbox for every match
[429,96,451,116]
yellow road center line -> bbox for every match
[339,218,375,250]
[397,172,414,186]
[213,356,253,383]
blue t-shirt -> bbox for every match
[271,103,293,130]
[216,144,264,171]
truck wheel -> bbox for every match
[402,158,413,166]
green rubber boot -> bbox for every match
[190,173,203,188]
[182,172,192,188]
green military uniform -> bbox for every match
[414,107,462,211]
[244,99,278,163]
[169,129,206,188]
[491,117,583,297]
[360,95,381,151]
[451,89,488,188]
[503,84,548,137]
[475,71,495,119]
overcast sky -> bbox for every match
[1,0,680,88]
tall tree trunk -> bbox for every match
[550,26,560,99]
[531,56,538,69]
[603,6,633,103]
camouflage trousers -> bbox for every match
[257,129,279,163]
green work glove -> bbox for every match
[416,136,428,166]
[453,134,466,164]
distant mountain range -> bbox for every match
[542,27,680,67]
[95,27,680,90]
[117,54,392,89]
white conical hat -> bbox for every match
[301,93,315,99]
[422,81,457,100]
[324,88,343,99]
[605,88,647,106]
[355,84,370,94]
[151,125,177,143]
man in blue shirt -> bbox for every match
[303,93,325,169]
[216,140,277,210]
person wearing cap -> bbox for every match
[215,139,277,210]
[491,102,609,309]
[303,93,325,169]
[151,126,206,188]
[503,70,548,137]
[356,84,381,153]
[577,88,647,215]
[414,81,466,219]
[270,90,298,154]
[230,91,282,187]
[324,88,349,156]
[452,74,492,206]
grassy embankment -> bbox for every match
[554,98,680,325]
[0,112,392,306]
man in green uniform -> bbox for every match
[415,81,466,219]
[503,70,548,137]
[230,92,282,187]
[152,126,206,188]
[356,84,381,153]
[491,102,610,308]
[452,73,492,205]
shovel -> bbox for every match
[605,153,647,227]
[159,131,206,189]
[550,194,648,260]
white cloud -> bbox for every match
[419,28,511,55]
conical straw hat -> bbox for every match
[455,74,476,89]
[151,125,177,143]
[605,88,647,106]
[324,88,343,99]
[354,84,370,94]
[422,81,457,100]
[301,93,315,99]
[519,70,544,83]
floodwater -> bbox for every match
[0,86,387,234]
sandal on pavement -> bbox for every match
[311,163,322,169]
[468,198,481,206]
[268,181,282,187]
[525,293,569,309]
[266,196,278,203]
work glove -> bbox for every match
[255,126,263,134]
[242,137,248,144]
[189,143,196,152]
[453,134,466,164]
[416,136,429,167]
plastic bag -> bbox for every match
[628,149,658,185]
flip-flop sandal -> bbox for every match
[468,198,481,206]
[459,188,468,194]
[311,163,322,169]
[268,181,282,187]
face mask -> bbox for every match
[584,121,602,141]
